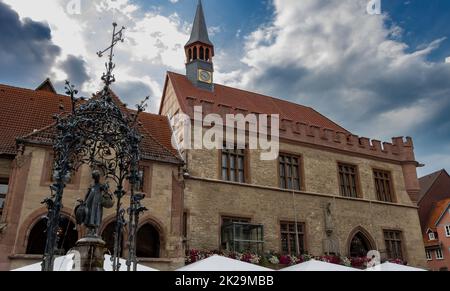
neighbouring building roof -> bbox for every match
[35,78,57,94]
[0,83,72,155]
[0,81,183,165]
[423,198,450,246]
[418,170,448,202]
[163,71,349,133]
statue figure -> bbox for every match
[325,202,334,235]
[75,171,114,237]
[323,202,340,255]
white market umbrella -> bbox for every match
[103,255,158,271]
[365,262,426,272]
[280,260,361,272]
[12,254,158,271]
[177,255,273,271]
[12,254,75,271]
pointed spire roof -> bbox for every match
[185,0,213,47]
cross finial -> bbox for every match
[97,23,126,88]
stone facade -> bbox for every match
[0,145,185,271]
[181,144,426,267]
[160,68,427,268]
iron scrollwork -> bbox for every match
[41,23,149,271]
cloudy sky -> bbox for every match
[1,0,450,176]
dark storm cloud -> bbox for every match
[59,55,89,87]
[0,2,60,86]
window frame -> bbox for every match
[337,162,361,199]
[426,250,432,261]
[279,221,306,256]
[436,248,444,260]
[220,215,252,250]
[445,225,450,238]
[219,145,248,184]
[40,150,80,189]
[278,153,304,191]
[428,232,436,241]
[373,169,396,203]
[383,229,404,261]
[134,164,151,194]
[0,177,8,215]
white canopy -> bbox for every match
[12,254,158,271]
[365,262,426,272]
[103,255,158,271]
[12,254,75,271]
[177,255,273,271]
[280,260,361,272]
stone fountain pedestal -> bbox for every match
[71,236,107,271]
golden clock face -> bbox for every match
[198,69,212,84]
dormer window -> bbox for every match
[428,231,436,241]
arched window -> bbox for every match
[102,221,124,257]
[188,49,192,62]
[200,46,205,60]
[349,232,372,258]
[26,216,78,255]
[136,223,160,258]
[206,48,210,62]
[193,47,198,60]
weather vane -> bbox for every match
[97,23,126,87]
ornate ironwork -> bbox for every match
[126,193,148,271]
[41,23,149,271]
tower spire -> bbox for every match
[184,0,215,92]
[186,0,213,47]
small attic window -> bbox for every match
[428,231,436,241]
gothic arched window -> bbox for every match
[188,48,192,62]
[26,216,78,255]
[101,221,124,257]
[136,223,161,258]
[349,232,371,258]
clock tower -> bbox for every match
[185,0,214,91]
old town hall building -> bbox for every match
[0,1,426,270]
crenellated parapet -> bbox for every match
[183,96,417,164]
[280,119,416,163]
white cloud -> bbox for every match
[3,0,189,111]
[220,0,450,140]
[446,56,450,63]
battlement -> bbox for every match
[182,98,416,163]
[280,119,416,163]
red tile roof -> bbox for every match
[0,82,182,165]
[163,71,349,133]
[0,83,71,155]
[423,198,450,244]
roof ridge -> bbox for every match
[0,83,67,98]
[167,71,321,112]
[17,123,56,142]
[166,71,349,133]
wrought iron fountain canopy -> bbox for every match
[41,23,149,272]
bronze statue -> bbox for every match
[75,170,114,237]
